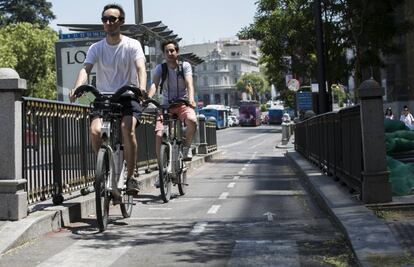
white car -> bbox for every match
[228,115,239,127]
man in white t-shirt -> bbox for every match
[69,4,147,195]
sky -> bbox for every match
[48,0,258,45]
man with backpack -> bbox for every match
[147,39,197,163]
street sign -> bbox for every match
[287,79,300,91]
[296,91,313,111]
[59,31,106,40]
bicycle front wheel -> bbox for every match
[159,143,172,203]
[178,170,187,196]
[120,194,134,218]
[95,148,112,232]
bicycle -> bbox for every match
[143,98,189,203]
[74,84,144,232]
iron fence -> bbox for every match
[22,97,158,204]
[294,105,363,194]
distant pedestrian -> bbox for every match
[385,107,394,120]
[400,105,414,129]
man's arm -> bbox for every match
[185,74,196,108]
[148,72,160,98]
[135,57,147,94]
[69,63,93,102]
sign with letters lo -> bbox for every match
[55,35,102,102]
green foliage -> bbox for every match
[239,0,409,99]
[279,89,295,109]
[0,0,55,28]
[0,23,58,99]
[236,72,269,100]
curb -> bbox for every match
[285,149,405,267]
[0,150,221,256]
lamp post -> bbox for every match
[134,0,143,24]
[313,0,330,113]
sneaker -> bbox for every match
[154,179,160,188]
[183,146,193,161]
[126,177,141,195]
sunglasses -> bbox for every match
[101,16,122,23]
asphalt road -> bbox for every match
[0,125,357,267]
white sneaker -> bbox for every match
[183,146,193,161]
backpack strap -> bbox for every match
[159,62,168,93]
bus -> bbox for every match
[199,104,229,129]
[239,100,261,126]
[268,105,284,124]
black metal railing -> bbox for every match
[22,97,158,204]
[294,105,363,193]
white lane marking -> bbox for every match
[190,222,208,235]
[37,237,132,267]
[227,182,236,188]
[148,207,172,210]
[244,164,249,167]
[219,192,229,200]
[242,167,246,171]
[263,212,275,221]
[238,171,244,175]
[233,176,240,180]
[207,205,221,214]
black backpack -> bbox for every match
[159,61,185,93]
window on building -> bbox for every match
[204,76,208,86]
[214,94,221,104]
[231,52,236,56]
[233,65,237,72]
[215,77,219,85]
[203,63,207,71]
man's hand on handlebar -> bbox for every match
[69,88,79,103]
[188,99,196,108]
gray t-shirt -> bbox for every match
[153,61,192,105]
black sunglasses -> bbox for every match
[101,16,122,23]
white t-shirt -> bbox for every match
[85,36,145,93]
[153,61,192,105]
[400,113,414,129]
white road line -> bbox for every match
[190,222,208,235]
[238,171,244,175]
[244,164,249,167]
[207,205,221,214]
[148,207,172,210]
[227,182,236,188]
[242,167,246,171]
[219,192,229,199]
[37,238,132,267]
[233,176,240,180]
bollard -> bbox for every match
[281,121,290,145]
[358,79,392,203]
[197,114,208,154]
[0,68,28,220]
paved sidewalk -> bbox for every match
[286,148,414,267]
[0,151,220,256]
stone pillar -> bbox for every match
[0,68,28,220]
[358,79,392,203]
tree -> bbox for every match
[239,0,409,103]
[0,0,55,28]
[236,72,269,102]
[0,23,58,99]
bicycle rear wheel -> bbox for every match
[177,170,187,196]
[95,148,112,232]
[159,143,172,203]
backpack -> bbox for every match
[159,61,185,94]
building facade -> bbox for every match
[182,39,260,107]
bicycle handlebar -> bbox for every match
[73,84,146,102]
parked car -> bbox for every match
[228,115,239,127]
